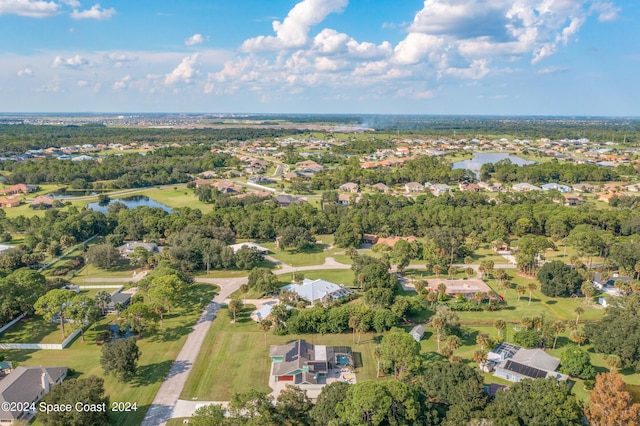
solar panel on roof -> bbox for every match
[504,360,547,379]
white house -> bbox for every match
[409,325,425,342]
[228,242,269,254]
[281,278,352,305]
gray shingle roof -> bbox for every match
[0,366,67,420]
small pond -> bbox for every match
[109,324,134,341]
[86,195,172,213]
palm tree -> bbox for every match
[431,315,445,352]
[501,280,512,297]
[635,263,640,280]
[414,280,425,294]
[437,283,447,300]
[94,291,111,315]
[448,266,457,279]
[516,285,527,304]
[258,319,272,346]
[474,292,484,307]
[476,333,490,351]
[552,321,566,350]
[473,349,488,371]
[494,319,506,339]
[426,291,438,309]
[574,307,584,324]
[348,315,360,344]
[228,299,242,327]
[433,265,442,278]
[445,335,462,351]
[373,346,382,378]
[494,269,507,286]
[605,354,622,373]
[527,282,537,305]
[520,317,534,330]
[239,284,249,304]
[465,267,475,278]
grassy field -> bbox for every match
[8,282,218,426]
[136,187,212,211]
[260,243,327,267]
[180,304,378,401]
[0,315,67,344]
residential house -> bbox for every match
[562,194,583,206]
[409,325,425,342]
[106,291,134,313]
[459,181,480,192]
[404,182,424,193]
[541,183,572,193]
[295,160,323,173]
[251,301,277,322]
[370,183,390,193]
[338,182,359,193]
[117,241,158,258]
[512,183,541,192]
[30,196,54,209]
[228,242,269,254]
[248,176,273,185]
[275,194,303,208]
[193,179,215,188]
[362,234,379,245]
[337,193,361,206]
[281,278,352,306]
[572,183,596,193]
[269,340,353,384]
[592,272,632,291]
[376,236,417,248]
[489,343,567,383]
[0,366,67,424]
[200,170,218,179]
[213,180,237,194]
[0,184,38,196]
[428,183,451,196]
[0,197,23,208]
[478,182,502,192]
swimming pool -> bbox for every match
[336,354,351,366]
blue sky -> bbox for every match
[0,0,637,115]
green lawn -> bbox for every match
[136,187,212,211]
[260,243,327,266]
[8,282,218,426]
[180,304,378,401]
[0,315,67,344]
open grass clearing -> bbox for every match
[259,242,327,267]
[278,269,356,287]
[180,304,378,401]
[8,282,218,426]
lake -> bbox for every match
[453,152,534,177]
[86,195,172,213]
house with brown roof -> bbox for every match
[194,179,215,188]
[370,183,390,193]
[295,160,323,173]
[404,182,424,193]
[377,236,418,248]
[0,197,23,208]
[338,182,359,193]
[30,196,54,209]
[0,184,38,196]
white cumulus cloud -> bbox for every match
[164,53,199,85]
[0,0,59,18]
[241,0,347,52]
[70,3,115,20]
[185,33,206,46]
[51,54,90,69]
